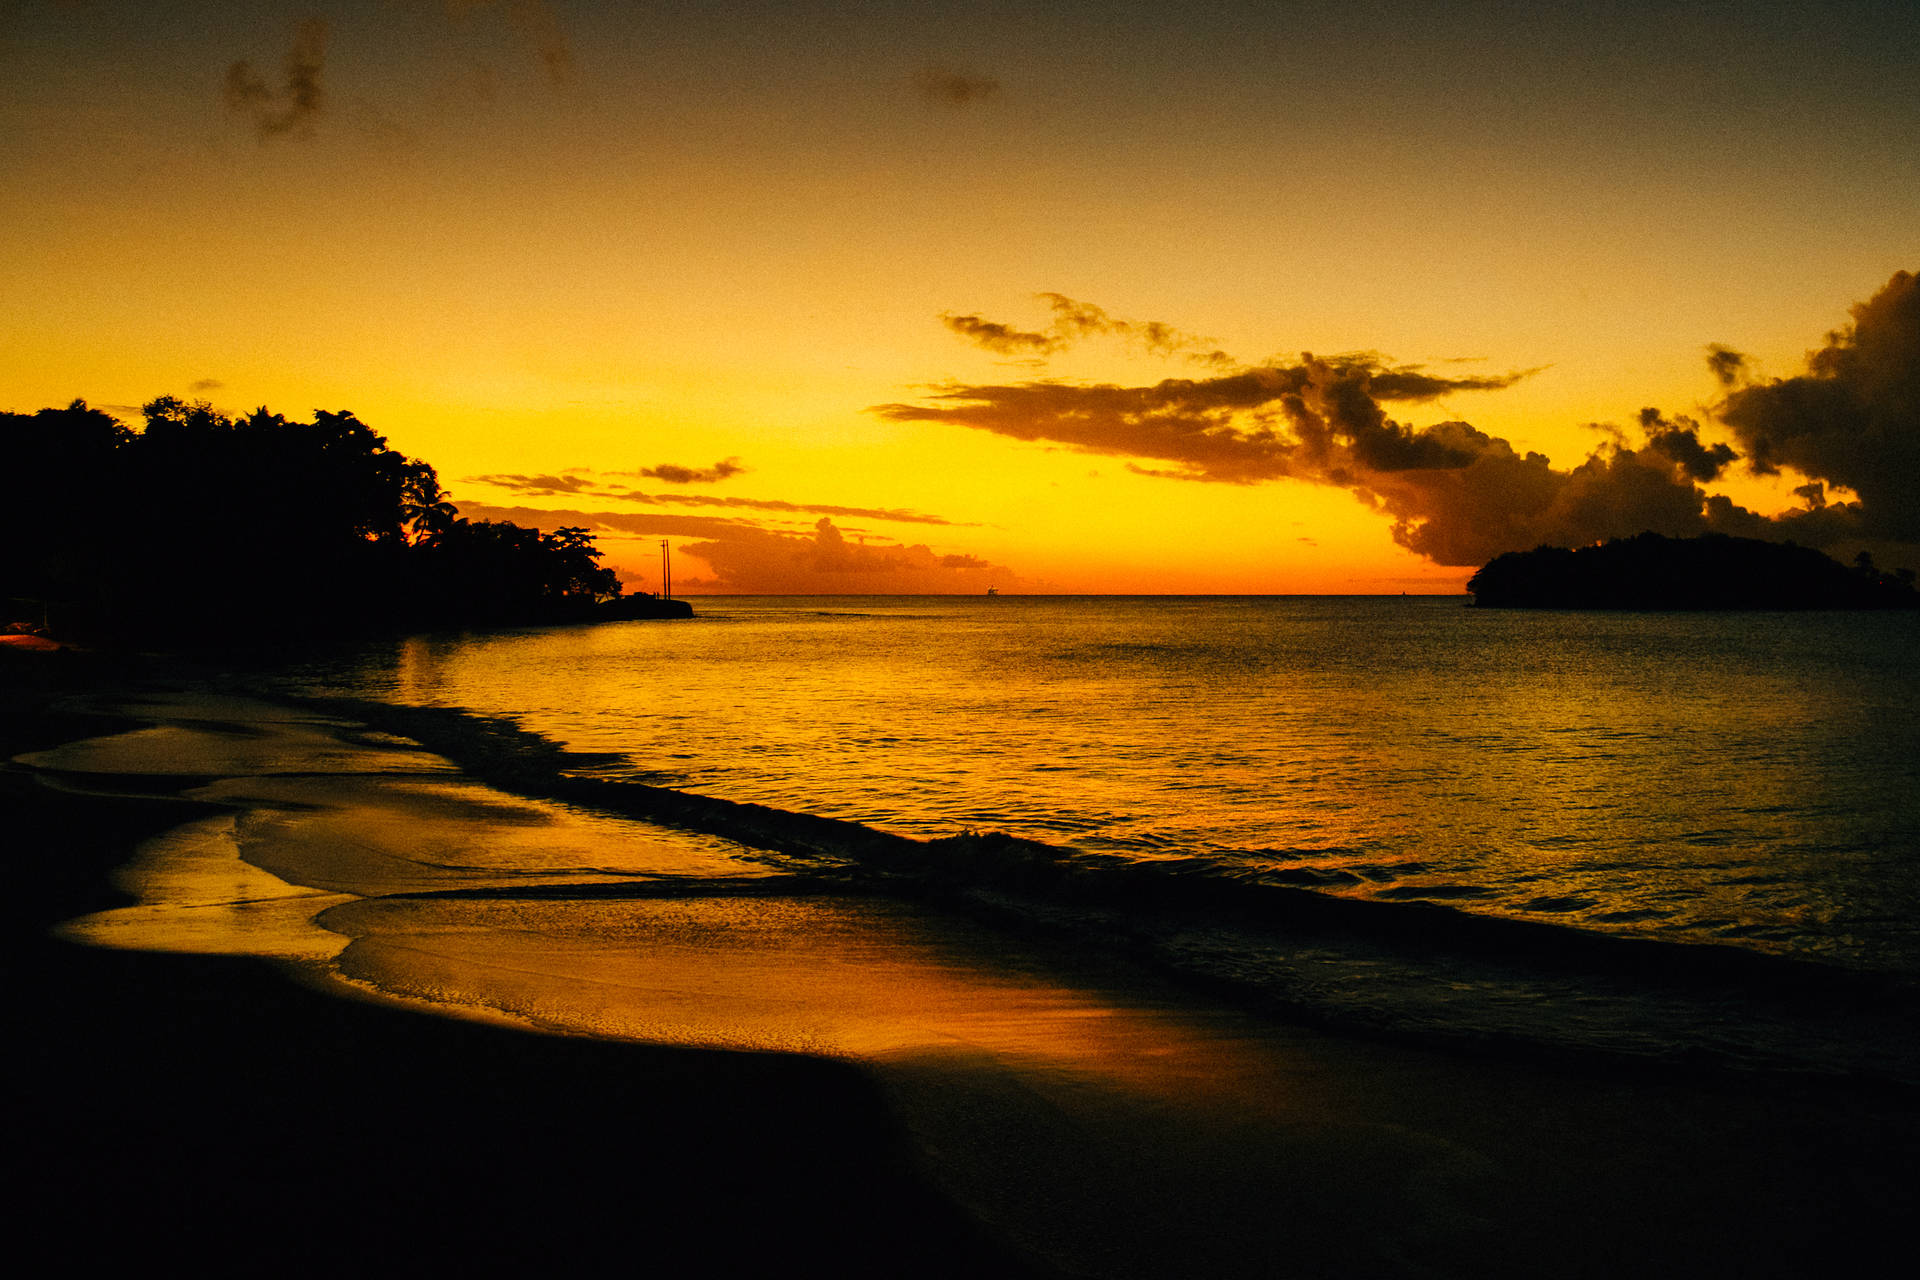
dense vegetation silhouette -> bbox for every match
[1468,532,1920,610]
[1,398,680,643]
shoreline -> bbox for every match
[8,654,1918,1276]
[4,659,1041,1276]
[287,692,1920,1091]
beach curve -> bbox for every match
[11,673,1918,1278]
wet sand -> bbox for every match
[4,665,1032,1276]
[8,658,1917,1277]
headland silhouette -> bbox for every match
[2,398,684,646]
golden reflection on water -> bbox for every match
[314,600,1920,967]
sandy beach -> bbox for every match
[7,652,1916,1278]
[5,658,1030,1276]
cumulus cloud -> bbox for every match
[1718,270,1919,540]
[914,65,999,107]
[941,293,1235,366]
[225,19,328,140]
[1637,408,1737,481]
[1363,428,1736,566]
[1793,481,1829,509]
[630,457,746,485]
[882,274,1920,566]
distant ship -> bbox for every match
[986,586,999,596]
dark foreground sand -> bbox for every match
[5,657,1033,1277]
[6,650,1917,1278]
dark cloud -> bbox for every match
[465,472,598,496]
[1039,293,1236,366]
[463,471,960,526]
[914,66,999,107]
[225,19,327,140]
[1362,362,1534,400]
[632,457,746,485]
[1637,408,1737,481]
[881,348,1700,565]
[1718,270,1919,540]
[941,293,1236,367]
[940,313,1058,355]
[887,275,1920,566]
[874,356,1529,486]
[188,378,224,394]
[1366,430,1743,567]
[1706,344,1749,389]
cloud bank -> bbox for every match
[1718,270,1919,542]
[883,273,1919,567]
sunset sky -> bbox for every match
[4,1,1916,593]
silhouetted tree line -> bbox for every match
[0,398,656,643]
[1468,531,1920,610]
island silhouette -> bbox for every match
[1468,531,1920,610]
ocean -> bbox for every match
[277,595,1920,1083]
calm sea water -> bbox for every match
[278,596,1920,1079]
[292,597,1920,970]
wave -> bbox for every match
[289,692,1920,1087]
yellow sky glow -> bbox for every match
[4,2,1915,592]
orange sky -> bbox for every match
[4,2,1916,592]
